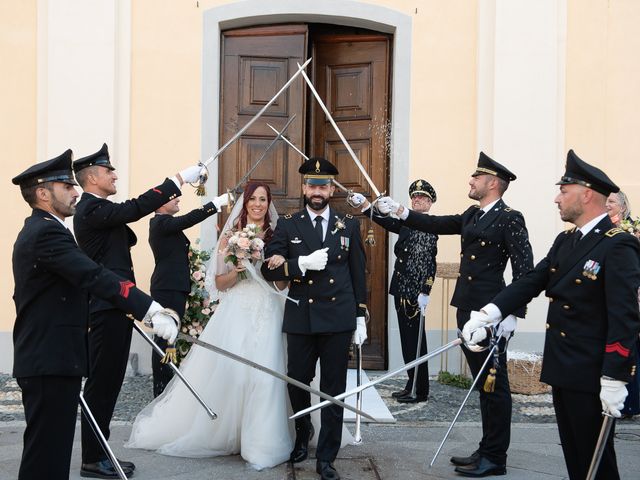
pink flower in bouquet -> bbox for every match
[192,270,203,281]
[237,237,251,249]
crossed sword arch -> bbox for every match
[85,60,609,480]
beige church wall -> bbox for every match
[565,0,640,211]
[1,1,37,333]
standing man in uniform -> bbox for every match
[351,180,438,403]
[261,158,367,480]
[148,193,229,396]
[464,150,640,480]
[376,152,534,477]
[11,150,178,480]
[73,143,202,478]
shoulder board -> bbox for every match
[43,217,54,221]
[284,214,292,219]
[564,227,577,235]
[346,213,353,219]
[605,227,624,237]
[504,207,513,212]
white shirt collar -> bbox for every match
[87,191,111,201]
[480,198,500,214]
[306,205,330,223]
[578,213,608,237]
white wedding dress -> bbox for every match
[126,259,294,469]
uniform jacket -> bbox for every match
[149,202,217,293]
[74,178,180,313]
[369,209,438,298]
[491,216,640,392]
[12,209,152,378]
[261,207,367,334]
[402,199,533,316]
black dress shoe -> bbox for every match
[316,460,341,480]
[454,456,506,477]
[450,451,480,466]
[289,423,315,463]
[80,460,134,479]
[396,393,428,403]
[391,388,410,398]
[115,458,135,471]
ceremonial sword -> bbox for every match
[197,58,312,188]
[133,322,218,420]
[177,332,377,421]
[291,337,464,420]
[224,114,296,203]
[409,306,427,399]
[80,393,129,480]
[297,63,384,199]
[586,413,615,480]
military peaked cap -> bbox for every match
[556,149,619,196]
[409,179,437,202]
[12,149,78,188]
[73,143,115,172]
[472,152,517,182]
[299,157,339,185]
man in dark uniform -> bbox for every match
[377,152,534,477]
[464,150,640,480]
[350,180,438,403]
[261,158,367,480]
[72,143,202,478]
[11,150,178,480]
[149,192,229,396]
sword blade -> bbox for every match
[585,413,615,480]
[410,308,426,398]
[298,63,382,197]
[178,333,377,421]
[133,323,217,420]
[353,343,363,444]
[267,123,308,160]
[291,338,463,420]
[201,58,311,169]
[429,343,498,467]
[230,114,296,192]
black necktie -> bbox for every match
[473,209,484,226]
[314,216,324,242]
[571,230,583,247]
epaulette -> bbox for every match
[43,217,53,221]
[605,227,624,237]
[345,213,353,219]
[564,227,577,235]
[284,214,292,219]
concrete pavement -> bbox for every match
[1,420,639,479]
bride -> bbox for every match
[126,181,294,469]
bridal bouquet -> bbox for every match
[620,216,640,238]
[176,242,217,363]
[222,223,265,279]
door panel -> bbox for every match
[310,34,391,369]
[220,25,308,216]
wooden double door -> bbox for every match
[218,24,391,369]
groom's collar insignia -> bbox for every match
[345,213,353,219]
[284,214,292,219]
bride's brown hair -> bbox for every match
[238,181,274,244]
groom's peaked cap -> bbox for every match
[299,157,338,185]
[73,143,115,173]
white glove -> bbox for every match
[353,316,368,345]
[600,377,628,418]
[179,165,203,184]
[144,301,179,344]
[348,192,366,207]
[298,247,329,275]
[417,293,430,312]
[461,310,493,346]
[496,315,517,339]
[376,196,401,215]
[212,193,231,210]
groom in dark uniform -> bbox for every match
[262,157,367,480]
[464,150,640,480]
[376,152,534,477]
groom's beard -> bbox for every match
[304,194,330,211]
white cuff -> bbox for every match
[170,176,181,189]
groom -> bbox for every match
[262,157,367,480]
